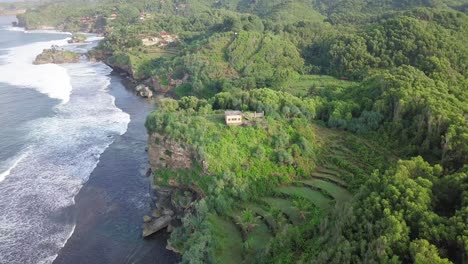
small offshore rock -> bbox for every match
[135,84,145,92]
[145,167,152,177]
[141,88,153,98]
[135,84,153,98]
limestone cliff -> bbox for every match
[148,133,194,172]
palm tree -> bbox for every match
[293,198,312,220]
[236,209,260,234]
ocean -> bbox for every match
[0,16,177,264]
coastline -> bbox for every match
[0,22,137,263]
[53,32,180,262]
[1,17,179,262]
[2,16,180,261]
[53,70,179,263]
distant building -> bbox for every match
[225,111,243,126]
[109,13,118,20]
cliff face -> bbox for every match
[148,133,194,172]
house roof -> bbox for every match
[225,110,242,116]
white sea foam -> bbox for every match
[85,36,105,42]
[25,30,72,35]
[2,26,24,32]
[0,151,29,182]
[48,222,77,264]
[0,33,72,103]
[2,25,72,35]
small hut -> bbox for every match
[225,110,243,126]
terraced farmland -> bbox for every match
[277,186,332,209]
[262,197,303,225]
[311,171,348,187]
[299,179,352,202]
[244,204,279,232]
[209,164,354,263]
[206,125,392,262]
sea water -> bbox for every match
[0,16,130,263]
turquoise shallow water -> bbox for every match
[0,16,177,264]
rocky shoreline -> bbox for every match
[142,132,201,240]
[91,48,197,248]
[30,27,190,249]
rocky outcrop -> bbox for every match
[142,215,172,237]
[151,73,189,94]
[135,84,153,98]
[151,77,172,93]
[33,48,80,64]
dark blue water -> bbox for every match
[0,16,177,264]
[0,82,57,162]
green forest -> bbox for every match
[19,0,468,263]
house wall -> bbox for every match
[225,115,243,125]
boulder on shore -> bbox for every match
[142,215,172,237]
[135,84,153,98]
[143,215,152,223]
[33,48,80,65]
